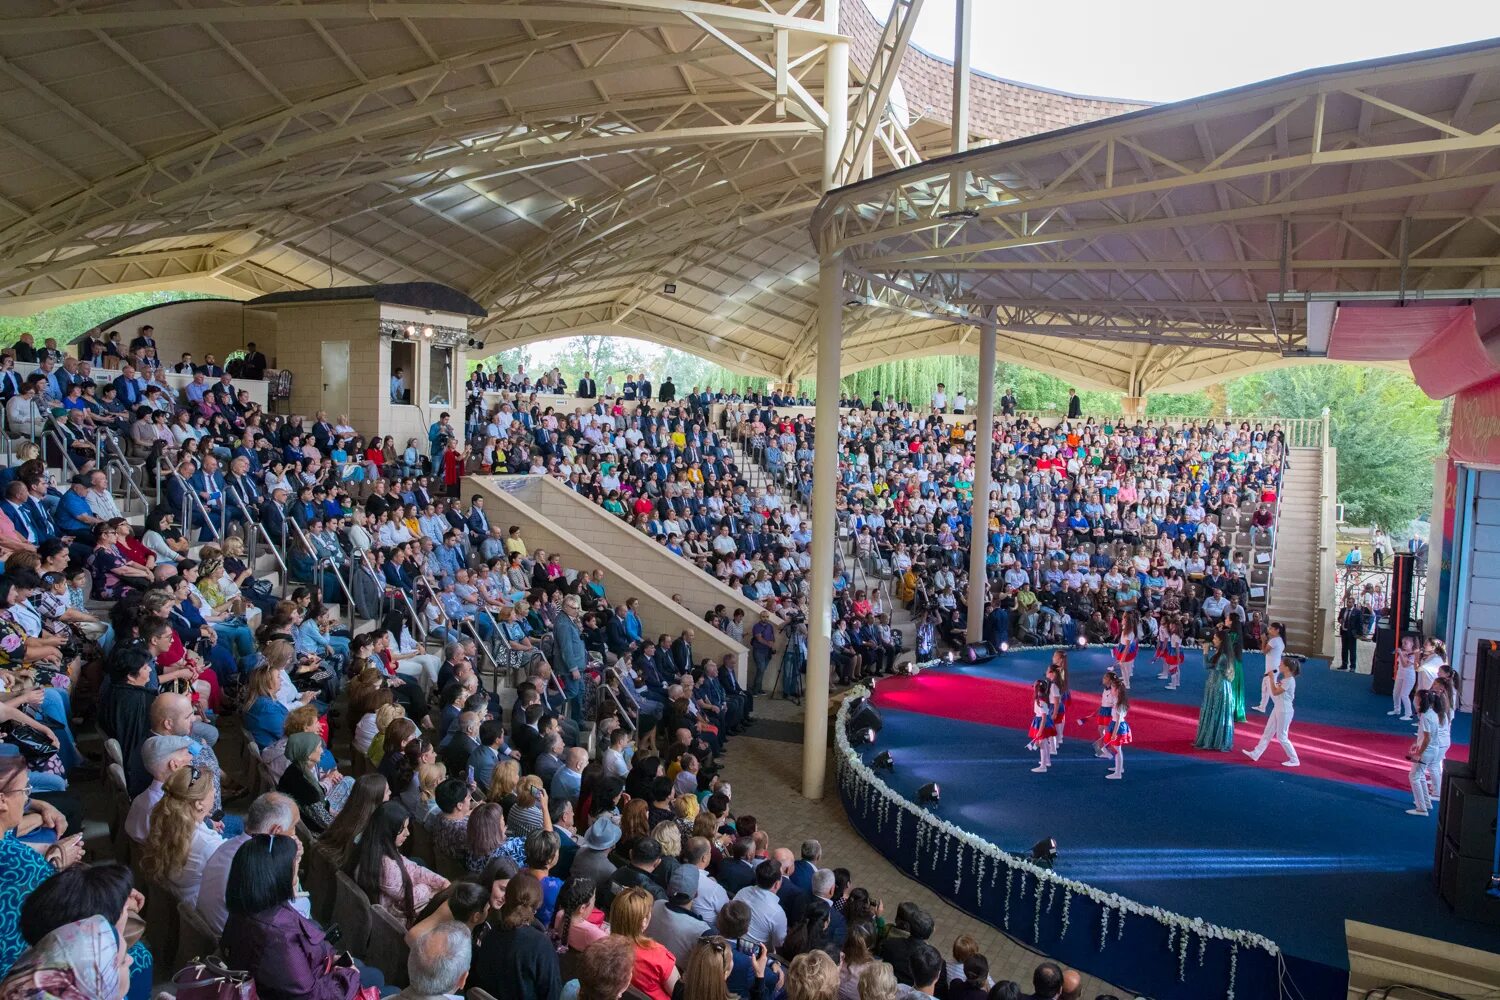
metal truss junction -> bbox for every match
[813,37,1500,373]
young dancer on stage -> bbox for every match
[1389,633,1419,720]
[1244,657,1300,767]
[1047,652,1070,747]
[1155,618,1184,690]
[1254,622,1286,713]
[1089,669,1119,758]
[1103,683,1132,780]
[1112,612,1139,688]
[1028,678,1056,773]
[1406,688,1446,817]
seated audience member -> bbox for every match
[197,792,304,936]
[222,833,388,1000]
[124,734,192,843]
[469,872,560,1000]
[139,764,223,907]
[15,863,155,1000]
[351,801,449,926]
[398,919,472,999]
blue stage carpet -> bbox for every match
[855,648,1497,998]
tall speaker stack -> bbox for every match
[1433,639,1500,925]
[1371,553,1418,697]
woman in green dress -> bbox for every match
[1226,626,1247,722]
[1194,631,1237,751]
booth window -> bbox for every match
[428,345,453,406]
[390,341,416,404]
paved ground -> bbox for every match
[720,693,1128,999]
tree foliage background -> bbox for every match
[0,294,1444,530]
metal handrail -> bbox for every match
[359,549,423,637]
[287,517,357,630]
[599,668,637,733]
[168,469,220,543]
[415,574,501,677]
[42,418,80,480]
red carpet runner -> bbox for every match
[870,670,1467,791]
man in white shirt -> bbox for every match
[125,735,193,842]
[197,791,308,935]
[732,859,787,950]
[685,836,730,924]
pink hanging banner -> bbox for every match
[1326,302,1500,399]
[1449,376,1500,467]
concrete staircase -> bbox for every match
[1265,446,1329,657]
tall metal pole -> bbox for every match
[951,0,972,155]
[804,23,850,801]
[965,319,996,642]
[948,0,972,214]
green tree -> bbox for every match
[1226,365,1441,529]
[0,290,212,347]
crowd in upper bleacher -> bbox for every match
[457,366,1287,693]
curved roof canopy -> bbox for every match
[2,1,1492,393]
[814,37,1500,393]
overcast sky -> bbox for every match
[885,0,1500,103]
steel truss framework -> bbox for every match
[0,0,1186,391]
[814,37,1500,385]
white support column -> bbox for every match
[951,0,972,156]
[965,319,995,642]
[803,249,843,799]
[947,0,972,214]
[822,40,850,191]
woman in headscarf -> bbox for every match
[0,915,129,1000]
[275,731,336,833]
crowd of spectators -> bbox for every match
[454,366,1287,679]
[0,330,1269,999]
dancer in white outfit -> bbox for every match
[1244,657,1300,766]
[1254,623,1286,713]
[1406,689,1445,817]
[1388,634,1419,720]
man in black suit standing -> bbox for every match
[1066,389,1082,419]
[638,374,653,401]
[129,325,156,354]
[239,342,268,380]
[669,629,695,674]
[1000,386,1017,416]
[577,371,597,399]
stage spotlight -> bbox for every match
[855,728,876,746]
[894,660,920,677]
[1077,636,1088,647]
[999,641,1009,653]
[873,751,895,771]
[1030,838,1058,869]
[423,326,434,338]
[405,324,417,338]
[918,782,940,805]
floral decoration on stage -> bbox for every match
[834,662,1277,1000]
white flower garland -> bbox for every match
[835,674,1280,992]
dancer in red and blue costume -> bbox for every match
[1047,651,1071,747]
[1112,611,1139,689]
[1028,679,1056,773]
[1155,618,1184,691]
[1103,680,1133,780]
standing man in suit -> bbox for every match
[239,342,268,380]
[638,374,653,401]
[577,371,597,399]
[1000,386,1018,416]
[670,629,695,674]
[129,325,156,354]
[1066,389,1082,419]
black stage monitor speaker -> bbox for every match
[1371,554,1419,697]
[846,698,883,738]
[1476,641,1500,797]
[1371,619,1397,697]
[963,641,997,664]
